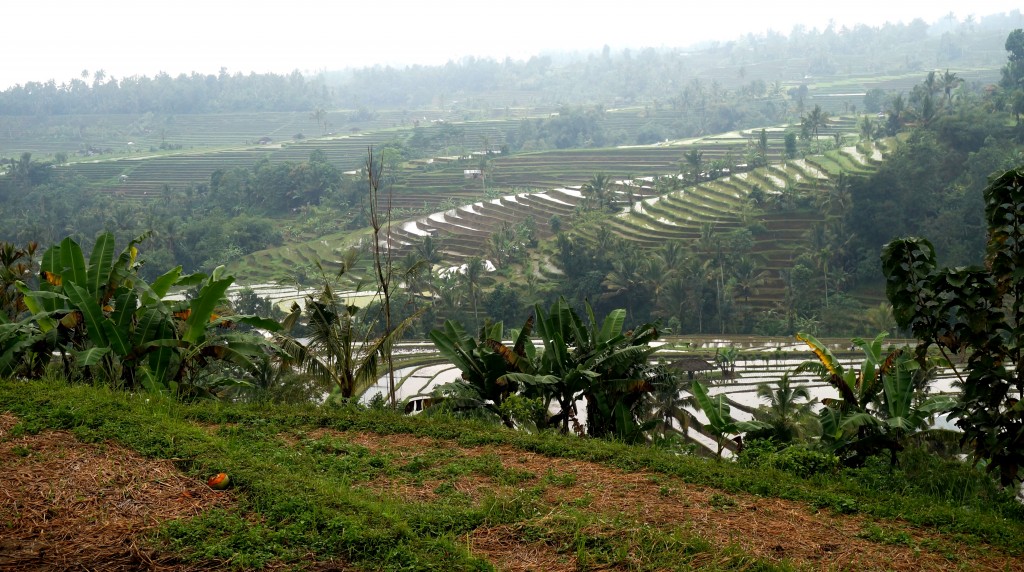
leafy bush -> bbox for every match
[738,440,839,478]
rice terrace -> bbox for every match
[3,5,1024,571]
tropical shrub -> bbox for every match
[430,297,673,443]
[738,440,840,478]
[691,380,768,458]
[881,166,1024,487]
[797,332,954,467]
[4,232,282,399]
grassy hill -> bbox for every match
[2,378,1022,571]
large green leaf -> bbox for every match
[692,380,730,432]
[63,281,109,347]
[882,358,916,421]
[39,242,61,283]
[102,287,137,356]
[0,318,46,375]
[149,266,183,300]
[501,373,560,388]
[590,345,653,375]
[59,236,88,287]
[86,232,115,299]
[598,308,626,345]
[839,412,882,431]
[797,332,858,407]
[183,277,233,344]
[218,315,282,332]
[108,231,151,288]
[37,244,65,314]
[136,309,176,385]
[73,346,111,367]
[430,322,482,380]
[15,283,62,332]
[512,315,534,357]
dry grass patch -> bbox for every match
[0,414,231,571]
[470,524,577,572]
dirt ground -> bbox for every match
[2,415,1021,572]
[340,430,1024,572]
[0,413,230,571]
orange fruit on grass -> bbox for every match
[207,472,230,490]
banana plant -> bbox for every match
[502,297,667,441]
[429,315,536,428]
[0,312,54,378]
[692,380,769,458]
[13,232,281,397]
[797,332,954,466]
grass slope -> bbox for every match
[2,378,1023,571]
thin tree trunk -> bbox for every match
[367,148,397,409]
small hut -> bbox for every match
[671,357,715,380]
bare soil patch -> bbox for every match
[0,414,230,571]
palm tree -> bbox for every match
[731,256,768,304]
[581,173,613,211]
[801,105,830,153]
[751,375,820,443]
[310,107,327,134]
[941,69,962,105]
[431,274,464,319]
[859,115,873,142]
[462,257,485,328]
[863,302,897,336]
[642,374,695,437]
[652,274,685,327]
[923,70,941,98]
[290,283,381,400]
[603,254,647,319]
[416,235,443,267]
[682,149,704,184]
[887,94,906,135]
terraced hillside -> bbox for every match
[590,142,888,309]
[229,117,889,290]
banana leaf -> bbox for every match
[86,232,115,299]
[73,346,111,367]
[58,236,88,287]
[183,277,233,344]
[63,281,109,347]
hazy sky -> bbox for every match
[3,0,1023,89]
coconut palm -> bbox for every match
[462,257,485,328]
[287,283,381,400]
[581,173,614,211]
[731,255,768,304]
[751,375,820,443]
[682,149,704,184]
[801,105,830,152]
[642,373,695,437]
[859,115,873,142]
[603,254,648,319]
[887,94,906,135]
[941,69,962,105]
[416,235,443,266]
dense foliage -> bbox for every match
[882,166,1024,487]
[0,232,281,398]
